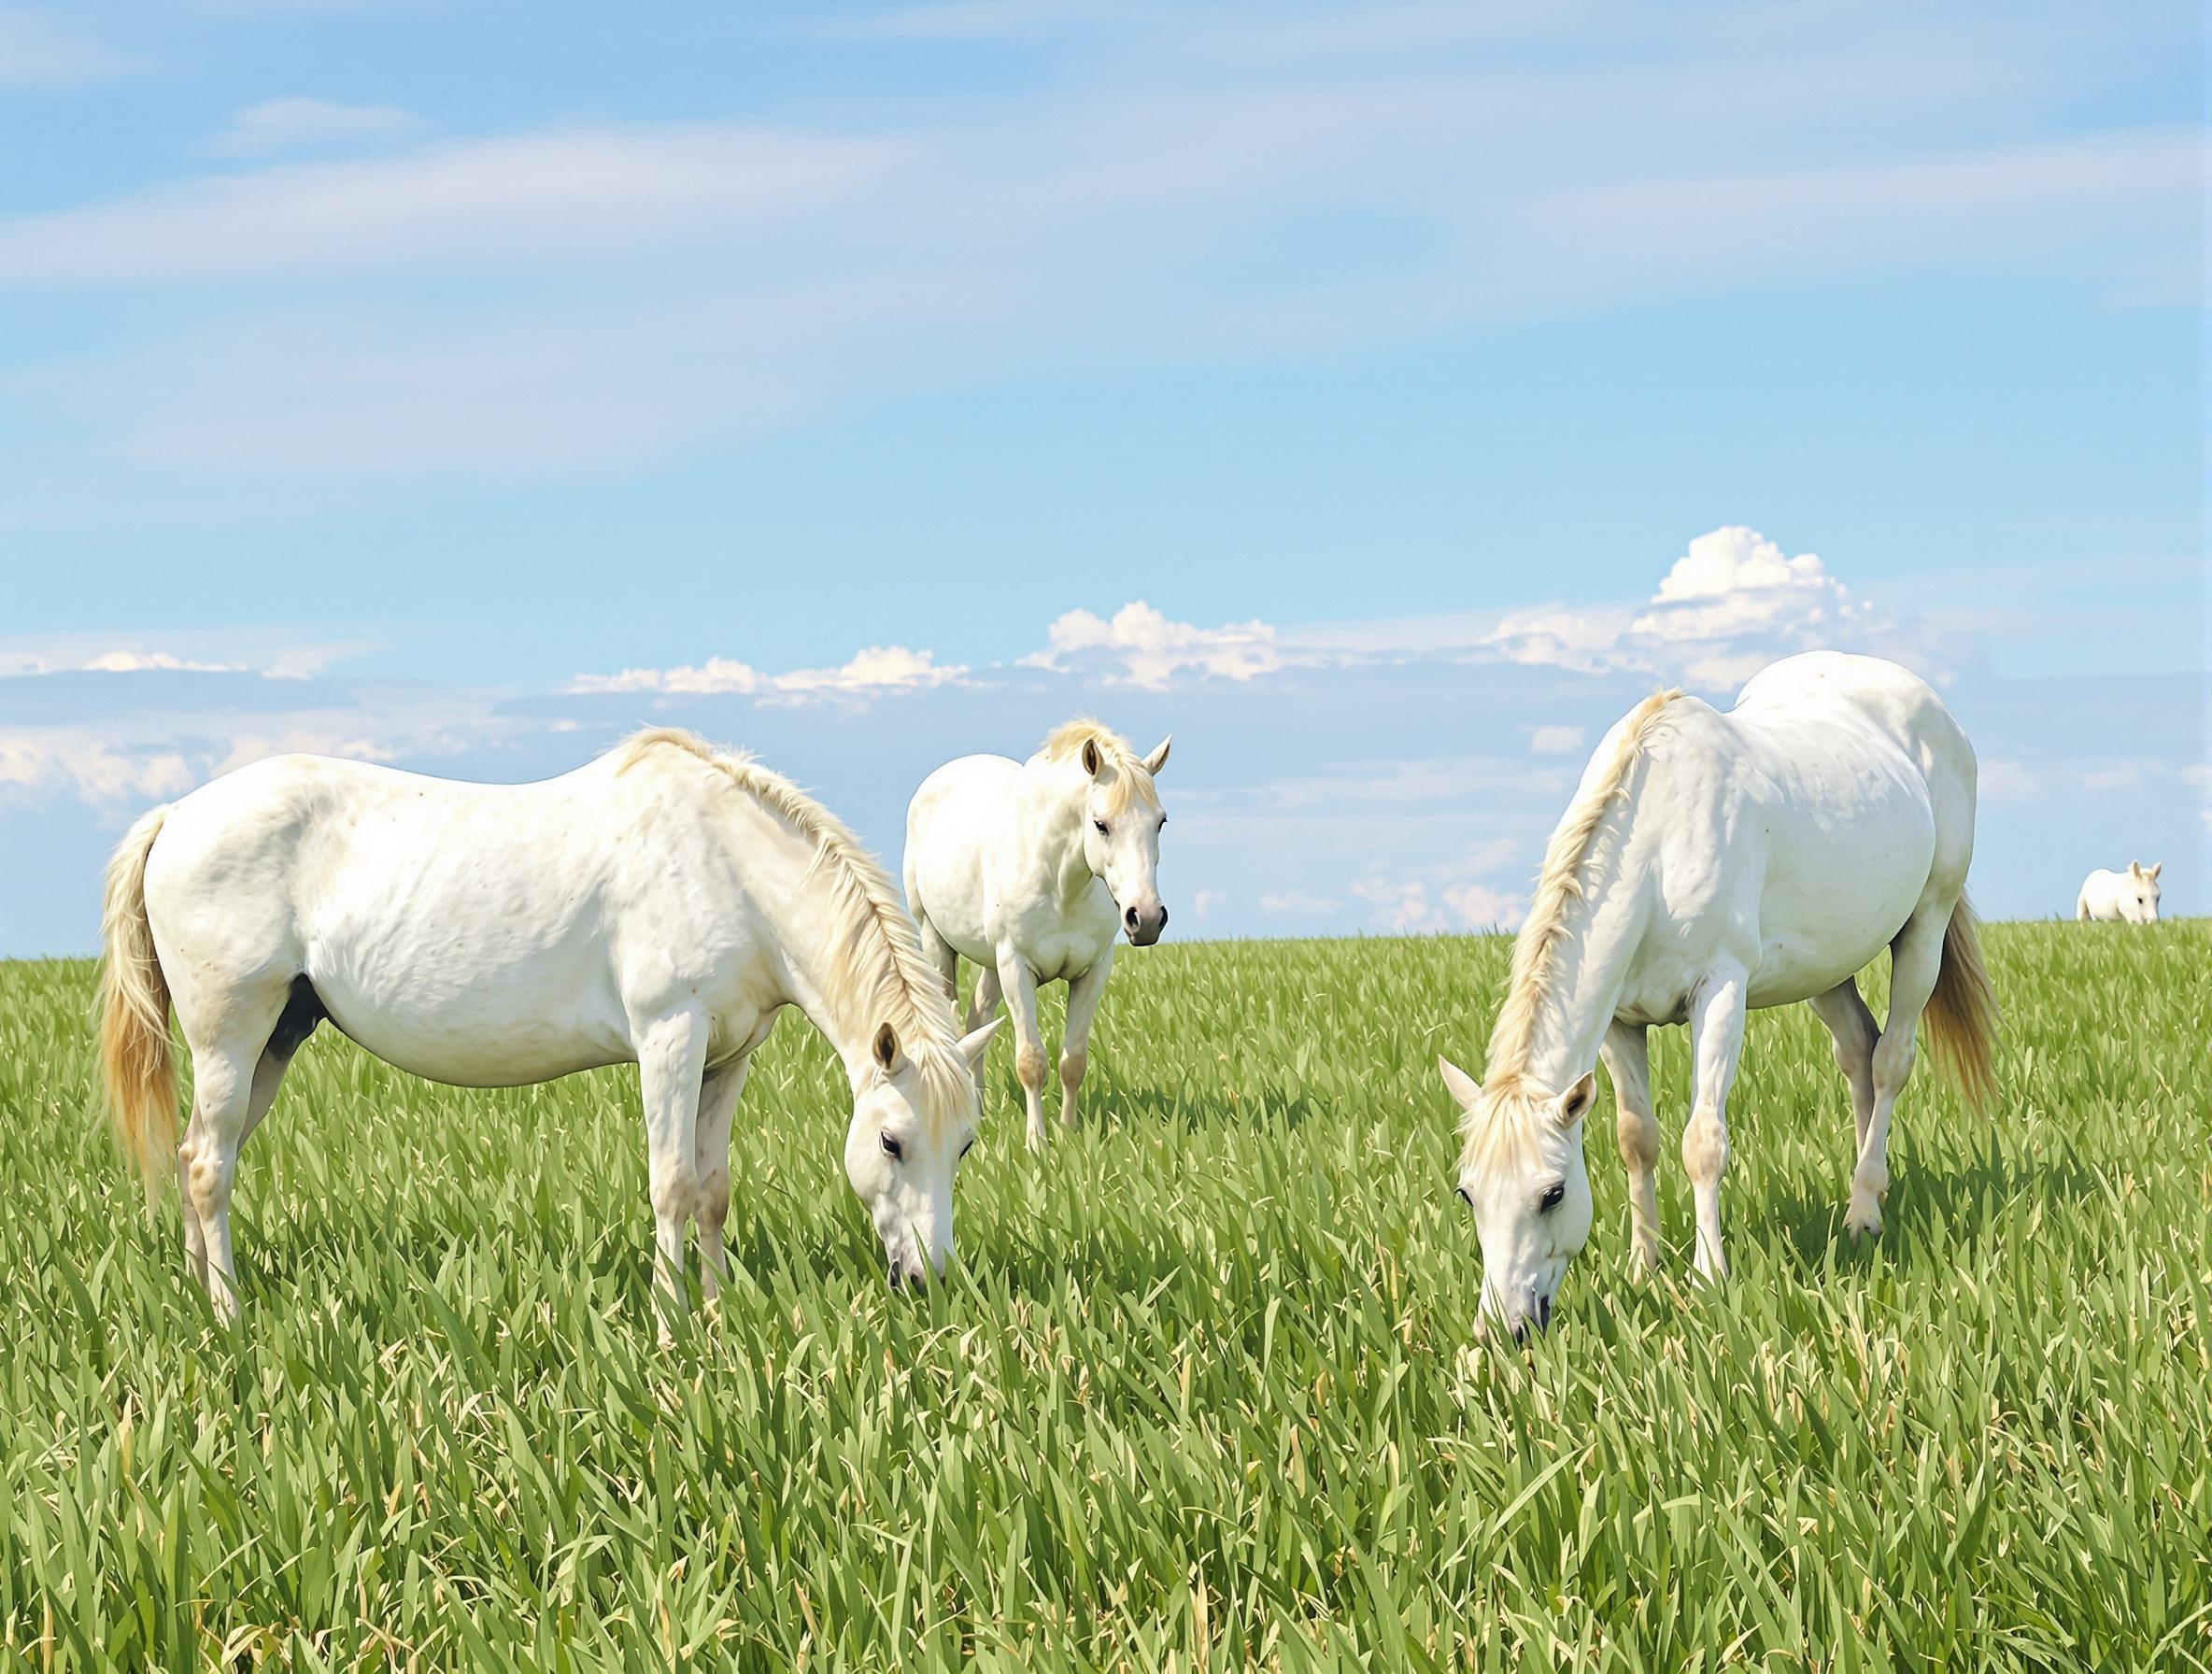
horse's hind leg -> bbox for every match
[693,1056,749,1305]
[1849,901,1949,1237]
[967,966,1003,1037]
[1808,979,1879,1155]
[915,911,959,1003]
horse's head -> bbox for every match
[1075,733,1172,945]
[844,1018,1000,1287]
[2123,860,2162,923]
[1439,1057,1597,1341]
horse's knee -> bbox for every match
[1681,1106,1727,1185]
[1058,1049,1086,1090]
[1015,1043,1046,1091]
[1615,1104,1657,1170]
[1872,1031,1916,1093]
[649,1163,701,1223]
[695,1166,730,1230]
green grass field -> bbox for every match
[1,922,2206,1670]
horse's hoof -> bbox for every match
[1844,1191,1883,1237]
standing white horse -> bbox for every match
[2077,862,2161,923]
[1439,653,1999,1341]
[903,721,1171,1151]
[98,728,999,1329]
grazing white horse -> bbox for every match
[903,721,1171,1151]
[1439,653,1999,1341]
[98,728,998,1329]
[2077,862,2161,923]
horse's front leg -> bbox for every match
[1600,1021,1661,1277]
[635,1009,710,1341]
[694,1055,749,1305]
[1684,964,1749,1284]
[994,948,1049,1152]
[1057,948,1113,1130]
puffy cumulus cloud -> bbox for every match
[1259,890,1338,915]
[0,732,198,802]
[1191,888,1227,921]
[1350,838,1528,933]
[1022,601,1286,691]
[569,645,966,703]
[1484,526,1914,691]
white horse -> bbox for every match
[2077,862,2161,923]
[97,728,998,1329]
[1439,653,1999,1341]
[903,721,1171,1151]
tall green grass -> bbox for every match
[0,922,2205,1669]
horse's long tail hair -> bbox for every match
[97,805,177,1204]
[1923,894,1999,1114]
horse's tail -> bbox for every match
[97,805,177,1205]
[1924,894,1998,1114]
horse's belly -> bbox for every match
[312,962,631,1087]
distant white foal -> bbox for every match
[2077,862,2162,923]
[904,722,1171,1151]
[98,729,997,1331]
[1440,653,2000,1341]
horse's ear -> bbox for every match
[1081,738,1102,777]
[1438,1056,1482,1113]
[872,1022,905,1074]
[1141,735,1171,776]
[2129,860,2143,878]
[2147,861,2162,881]
[1553,1071,1597,1128]
[957,1017,1002,1070]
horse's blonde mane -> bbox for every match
[613,728,971,1122]
[1041,717,1160,814]
[1461,689,1683,1163]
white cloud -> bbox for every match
[1191,887,1226,921]
[569,644,967,704]
[0,8,141,86]
[1259,890,1338,915]
[1441,881,1524,929]
[80,650,248,674]
[0,731,198,802]
[1022,601,1287,690]
[1527,724,1585,755]
[212,97,426,159]
[1484,526,1918,691]
[0,124,904,283]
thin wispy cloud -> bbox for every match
[0,7,143,87]
[211,96,425,157]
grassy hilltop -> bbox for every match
[0,922,2205,1669]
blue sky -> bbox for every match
[1,0,2204,956]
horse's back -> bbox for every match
[903,755,1019,955]
[142,751,733,1081]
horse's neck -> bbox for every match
[1017,759,1096,904]
[743,822,883,1085]
[1501,851,1648,1094]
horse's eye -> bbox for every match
[881,1133,903,1161]
[1538,1183,1565,1213]
[1456,1186,1473,1210]
[959,1136,975,1159]
[1093,819,1109,835]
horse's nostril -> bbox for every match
[1156,906,1168,929]
[886,1264,903,1291]
[1125,907,1140,929]
[1537,1296,1553,1330]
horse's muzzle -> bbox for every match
[1123,902,1168,945]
